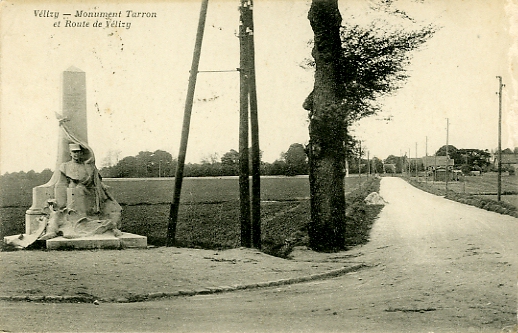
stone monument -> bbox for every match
[4,67,146,250]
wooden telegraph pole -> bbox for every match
[425,136,428,183]
[239,0,261,248]
[408,148,411,175]
[367,151,370,176]
[166,0,261,248]
[415,142,418,178]
[239,0,251,248]
[445,118,449,191]
[496,76,504,202]
[167,0,209,246]
[358,141,362,177]
[247,0,262,249]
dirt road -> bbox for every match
[1,177,516,332]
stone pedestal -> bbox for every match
[46,232,147,250]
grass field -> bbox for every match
[104,176,313,205]
[0,175,379,254]
[0,176,314,208]
[411,173,518,207]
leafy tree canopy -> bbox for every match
[340,23,434,122]
[457,148,491,169]
[221,149,239,166]
[305,9,436,125]
[283,143,308,176]
[435,145,458,157]
[435,146,491,169]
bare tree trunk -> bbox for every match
[305,0,346,252]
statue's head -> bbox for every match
[69,143,84,162]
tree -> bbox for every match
[201,153,220,165]
[433,146,492,172]
[370,157,384,174]
[39,168,53,183]
[384,155,404,173]
[149,150,174,177]
[457,148,491,171]
[101,150,175,178]
[303,0,348,251]
[221,149,239,175]
[221,149,239,165]
[303,0,435,251]
[435,145,462,166]
[115,156,138,178]
[267,159,288,175]
[284,143,309,176]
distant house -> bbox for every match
[422,156,454,170]
[494,153,518,169]
[422,156,456,181]
[407,157,422,167]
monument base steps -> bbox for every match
[45,232,147,250]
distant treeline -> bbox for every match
[0,142,388,182]
[12,142,505,181]
[98,146,310,178]
[1,169,54,184]
[97,144,383,178]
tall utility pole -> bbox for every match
[239,0,251,248]
[358,141,362,191]
[433,154,437,183]
[367,151,370,176]
[425,136,428,183]
[415,142,418,178]
[408,148,411,175]
[167,0,209,247]
[239,0,261,248]
[445,118,449,191]
[497,76,504,202]
[358,141,362,178]
[402,150,405,175]
[247,0,261,249]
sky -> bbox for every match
[0,0,516,174]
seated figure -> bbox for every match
[52,143,122,238]
[60,144,94,189]
[5,143,123,247]
[60,144,97,214]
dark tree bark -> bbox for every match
[305,0,347,252]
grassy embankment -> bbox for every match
[405,173,517,218]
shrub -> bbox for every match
[461,164,472,175]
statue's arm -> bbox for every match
[59,162,77,187]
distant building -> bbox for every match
[493,153,518,169]
[422,156,456,181]
[422,156,454,170]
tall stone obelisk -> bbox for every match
[55,67,88,210]
[25,67,88,233]
[58,66,88,165]
[8,67,148,250]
